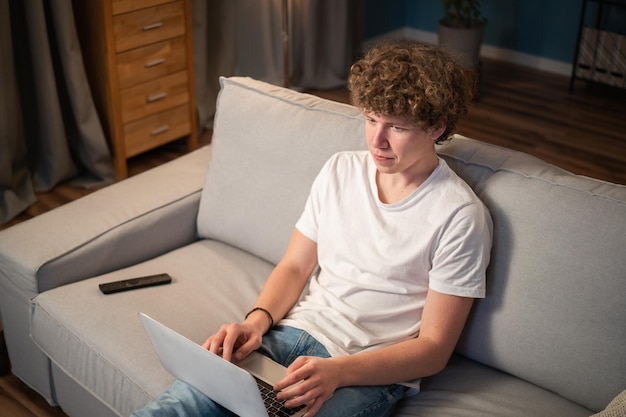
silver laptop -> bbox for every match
[138,312,306,417]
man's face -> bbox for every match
[364,112,443,177]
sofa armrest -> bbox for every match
[0,146,210,298]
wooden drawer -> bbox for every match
[113,1,185,52]
[116,37,187,89]
[120,70,189,123]
[123,104,191,157]
[112,0,174,15]
[74,0,197,179]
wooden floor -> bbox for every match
[1,58,625,416]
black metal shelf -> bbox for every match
[570,0,626,91]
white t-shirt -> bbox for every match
[281,151,492,359]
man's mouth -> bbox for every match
[373,153,392,162]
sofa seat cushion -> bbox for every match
[395,355,592,417]
[30,239,275,417]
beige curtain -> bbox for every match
[0,0,363,226]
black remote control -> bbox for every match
[99,273,172,294]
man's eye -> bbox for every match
[392,125,406,132]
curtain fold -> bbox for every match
[1,0,114,226]
[228,0,363,89]
[1,0,362,226]
[191,0,237,133]
[291,0,364,89]
[49,1,115,187]
[15,0,114,190]
[0,0,36,224]
[191,0,363,128]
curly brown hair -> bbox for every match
[348,39,476,144]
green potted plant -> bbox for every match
[438,0,487,69]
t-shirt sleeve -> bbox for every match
[428,201,493,298]
[295,155,335,243]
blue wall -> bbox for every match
[365,0,585,64]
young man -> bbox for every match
[132,39,492,417]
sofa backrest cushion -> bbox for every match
[438,137,626,412]
[197,77,366,265]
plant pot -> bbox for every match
[438,21,485,69]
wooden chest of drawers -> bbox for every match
[74,0,198,179]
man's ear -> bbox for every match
[430,122,446,142]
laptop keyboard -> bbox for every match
[256,378,306,417]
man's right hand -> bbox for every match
[202,320,264,362]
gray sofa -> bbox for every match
[0,76,624,417]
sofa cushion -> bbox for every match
[437,136,626,412]
[30,240,275,417]
[197,77,366,265]
[395,355,592,417]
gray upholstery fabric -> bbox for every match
[396,355,592,417]
[197,76,367,265]
[438,138,626,412]
[31,240,275,417]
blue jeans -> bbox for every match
[132,325,409,417]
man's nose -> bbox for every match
[371,126,388,148]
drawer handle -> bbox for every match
[145,58,165,68]
[150,125,170,136]
[146,92,168,103]
[143,22,163,31]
